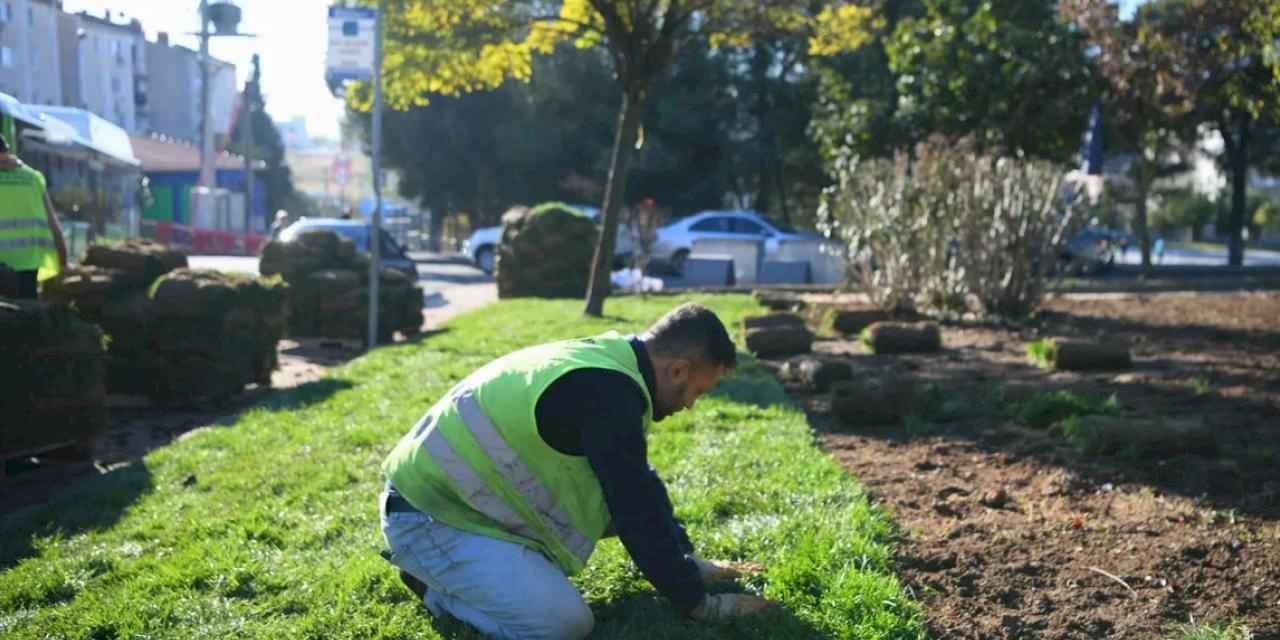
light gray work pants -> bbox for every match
[380,490,594,640]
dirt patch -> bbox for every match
[782,291,1280,639]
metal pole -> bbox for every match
[367,1,384,348]
[198,0,214,191]
[243,54,257,253]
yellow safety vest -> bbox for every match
[0,164,58,281]
[383,331,653,574]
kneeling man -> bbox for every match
[380,303,774,639]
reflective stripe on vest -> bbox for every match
[422,390,595,565]
[0,219,46,230]
[0,237,54,249]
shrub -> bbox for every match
[1012,390,1118,429]
[817,136,1077,317]
[1169,620,1252,640]
[1026,338,1055,369]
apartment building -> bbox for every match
[147,31,236,145]
[56,9,146,132]
[0,0,64,105]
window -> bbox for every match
[27,6,32,27]
[0,3,10,23]
[0,47,13,69]
[732,217,766,235]
[111,77,121,93]
[690,216,731,233]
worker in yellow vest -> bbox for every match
[381,303,776,638]
[0,134,66,299]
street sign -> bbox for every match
[326,6,377,83]
[331,155,351,187]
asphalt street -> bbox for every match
[188,252,492,301]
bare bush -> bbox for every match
[817,137,1076,317]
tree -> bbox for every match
[227,55,300,227]
[1157,0,1280,265]
[348,45,619,250]
[809,1,923,165]
[359,0,877,316]
[884,0,1094,161]
[1062,0,1201,275]
[1153,189,1216,240]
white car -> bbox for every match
[651,210,820,273]
[463,204,636,274]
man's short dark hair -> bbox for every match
[642,303,737,369]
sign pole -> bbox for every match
[367,1,384,349]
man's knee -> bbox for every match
[541,598,594,640]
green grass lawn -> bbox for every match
[0,295,924,639]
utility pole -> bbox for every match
[198,0,215,192]
[366,0,385,348]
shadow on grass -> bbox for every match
[398,327,451,346]
[0,461,152,570]
[591,595,826,639]
[709,356,794,410]
[418,595,826,640]
[253,378,357,413]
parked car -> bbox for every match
[463,204,636,274]
[276,218,418,281]
[651,210,821,273]
[1059,228,1119,275]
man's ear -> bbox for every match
[667,358,691,385]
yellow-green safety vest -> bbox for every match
[382,331,653,575]
[0,164,58,281]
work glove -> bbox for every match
[689,593,777,620]
[689,554,766,583]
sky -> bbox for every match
[63,0,1149,143]
[64,0,346,140]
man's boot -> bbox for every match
[379,549,427,600]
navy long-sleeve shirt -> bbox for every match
[533,337,705,614]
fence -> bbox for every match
[141,220,268,256]
[691,238,763,285]
[771,239,847,285]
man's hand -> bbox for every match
[690,555,766,583]
[689,593,777,620]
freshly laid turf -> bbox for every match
[0,295,924,639]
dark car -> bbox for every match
[1059,229,1118,275]
[277,218,418,281]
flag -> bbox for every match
[1081,103,1104,176]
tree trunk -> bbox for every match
[428,208,444,253]
[584,83,646,317]
[752,44,773,216]
[1134,162,1153,277]
[776,162,791,225]
[1226,119,1250,267]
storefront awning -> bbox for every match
[26,106,140,168]
[0,92,47,129]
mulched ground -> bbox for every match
[774,291,1280,640]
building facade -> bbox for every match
[0,0,64,106]
[146,32,236,145]
[56,10,146,133]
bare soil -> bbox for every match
[780,291,1280,640]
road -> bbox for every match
[188,252,492,299]
[1115,245,1280,267]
